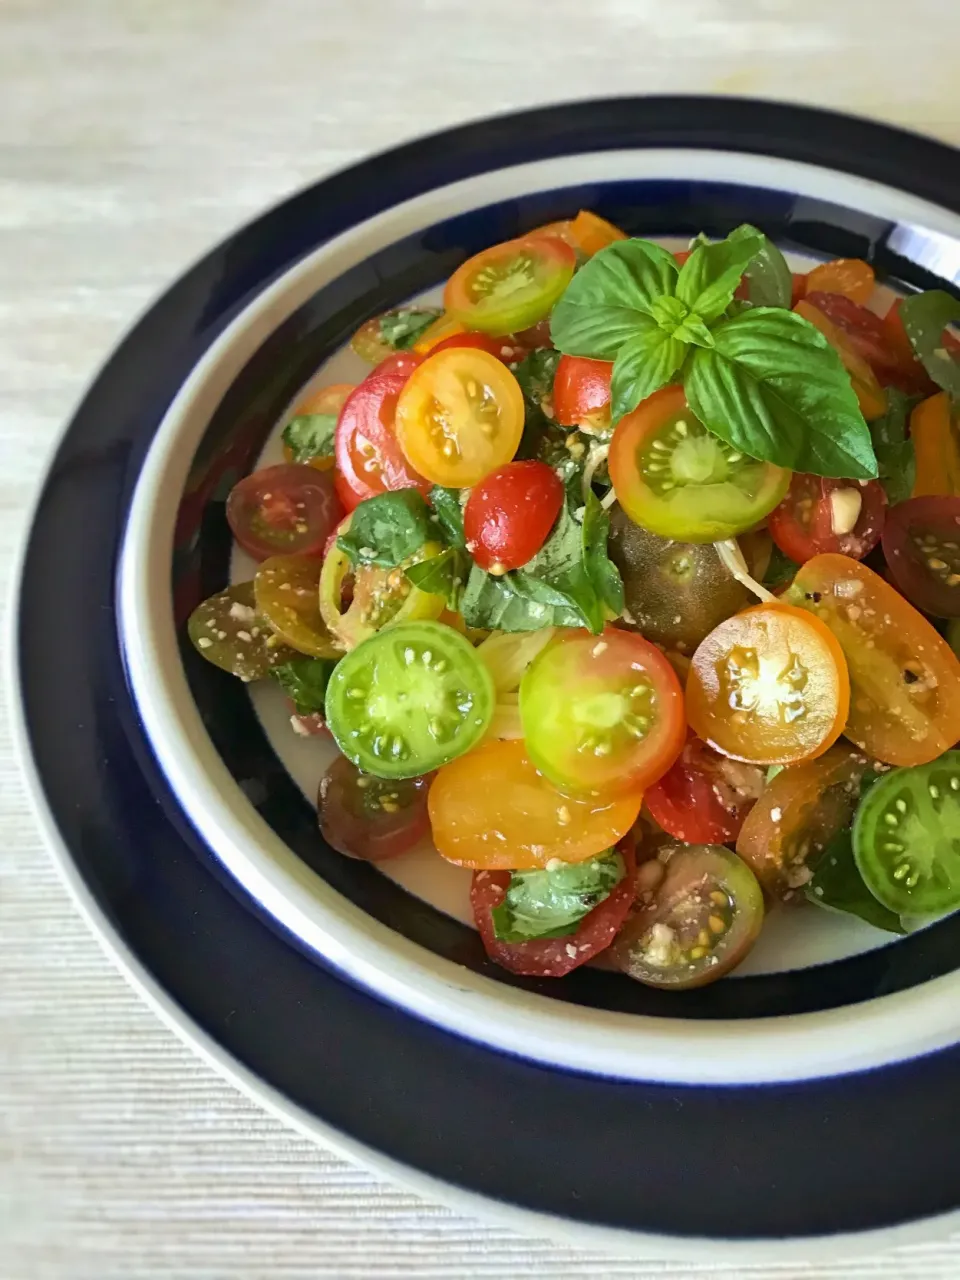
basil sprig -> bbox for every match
[550,225,878,479]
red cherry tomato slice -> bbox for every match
[463,460,564,572]
[367,352,422,380]
[226,464,343,561]
[333,373,430,512]
[882,495,960,618]
[428,331,527,364]
[469,837,636,977]
[767,473,886,563]
[318,755,432,861]
[552,355,613,429]
[645,738,763,844]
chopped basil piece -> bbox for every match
[491,849,625,942]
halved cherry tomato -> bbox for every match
[686,603,849,766]
[794,299,888,419]
[610,843,764,989]
[395,347,524,487]
[736,746,872,902]
[463,460,563,573]
[784,554,960,766]
[567,210,627,257]
[226,464,343,561]
[444,235,576,336]
[552,355,612,431]
[645,738,763,844]
[910,392,960,497]
[882,495,960,617]
[253,555,342,659]
[428,331,527,364]
[469,836,636,977]
[519,627,685,798]
[187,582,295,680]
[805,258,875,305]
[283,383,354,472]
[608,385,790,543]
[768,473,886,563]
[318,755,431,861]
[428,739,642,870]
[334,373,430,512]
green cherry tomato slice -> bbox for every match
[254,555,342,659]
[443,235,576,337]
[853,751,960,915]
[324,621,495,779]
[519,626,686,798]
[608,385,790,542]
[187,582,295,680]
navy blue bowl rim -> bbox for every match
[15,96,960,1249]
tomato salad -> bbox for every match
[189,215,960,989]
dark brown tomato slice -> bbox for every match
[644,738,763,845]
[768,473,886,563]
[606,505,752,654]
[254,555,342,659]
[187,582,295,680]
[882,496,960,618]
[470,838,636,977]
[610,843,764,989]
[318,755,431,861]
[735,745,873,902]
[226,464,343,561]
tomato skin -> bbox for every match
[645,738,762,844]
[463,460,563,572]
[428,331,527,364]
[226,464,344,561]
[882,495,960,617]
[469,836,636,978]
[768,473,886,563]
[552,355,613,428]
[334,373,430,512]
[367,351,422,380]
[567,210,627,257]
[444,235,576,336]
[319,756,431,861]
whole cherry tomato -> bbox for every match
[463,459,563,572]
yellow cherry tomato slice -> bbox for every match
[428,739,642,870]
[394,347,524,487]
[686,603,849,766]
[412,313,467,355]
[784,554,960,766]
[254,555,342,659]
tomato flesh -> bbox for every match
[519,626,685,798]
[768,472,886,563]
[334,374,429,512]
[226,464,343,561]
[910,392,960,498]
[645,738,763,844]
[428,739,642,870]
[609,385,790,543]
[463,460,563,572]
[805,259,875,305]
[444,235,576,336]
[552,355,612,430]
[187,582,294,680]
[883,496,960,618]
[318,755,431,861]
[686,603,849,766]
[254,555,342,659]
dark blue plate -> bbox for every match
[15,97,960,1252]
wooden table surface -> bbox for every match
[3,2,960,1275]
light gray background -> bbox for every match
[3,2,960,1276]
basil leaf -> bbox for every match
[582,491,624,617]
[337,489,434,568]
[806,830,905,934]
[899,290,960,398]
[428,485,465,548]
[281,413,337,464]
[460,562,584,632]
[378,307,442,350]
[684,307,879,479]
[271,656,337,714]
[763,545,799,589]
[675,227,764,324]
[550,239,681,359]
[404,547,469,610]
[870,387,919,506]
[610,325,687,421]
[491,849,625,942]
[737,224,793,309]
[513,348,561,410]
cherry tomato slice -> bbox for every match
[469,838,636,977]
[463,460,563,573]
[687,603,849,766]
[226,464,343,561]
[552,355,613,431]
[283,383,355,472]
[367,352,422,380]
[253,555,342,659]
[428,331,527,364]
[608,385,790,543]
[428,739,642,870]
[736,745,871,902]
[318,755,431,861]
[334,373,430,512]
[784,554,960,766]
[882,299,939,394]
[444,235,576,336]
[394,347,524,487]
[645,738,763,844]
[567,209,628,257]
[794,299,888,419]
[350,310,439,365]
[805,259,875,305]
[910,392,960,498]
[519,627,685,798]
[882,495,960,618]
[768,472,886,563]
[610,843,764,989]
[187,582,295,680]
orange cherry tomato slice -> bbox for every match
[428,739,642,870]
[395,347,524,487]
[568,210,628,257]
[444,235,576,336]
[686,603,849,766]
[910,391,960,498]
[784,554,960,766]
[805,258,875,305]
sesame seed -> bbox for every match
[197,637,213,649]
